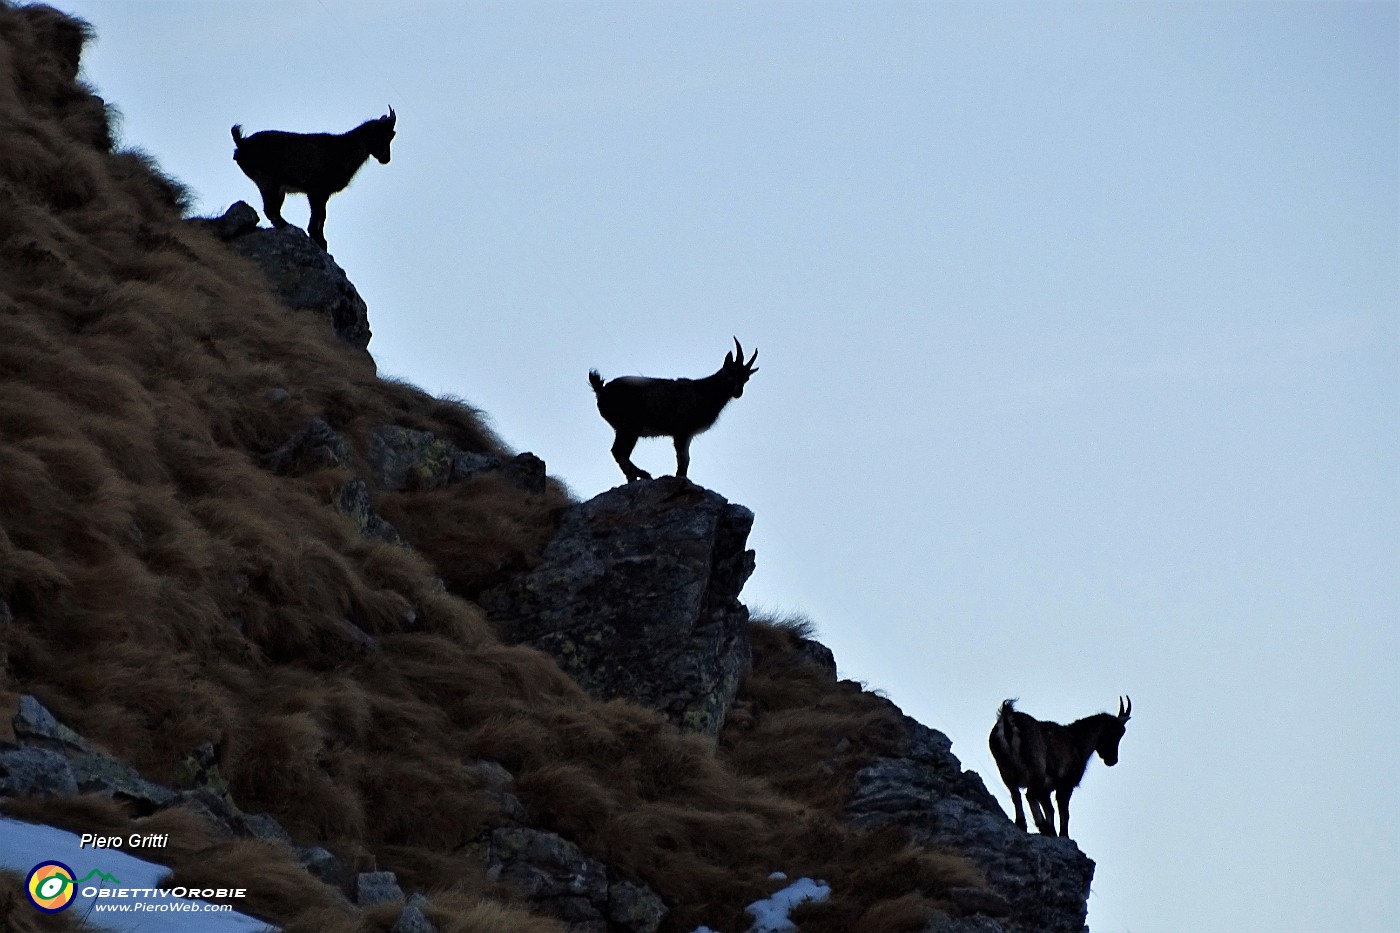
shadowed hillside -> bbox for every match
[0,5,1092,933]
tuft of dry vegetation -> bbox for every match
[0,3,981,931]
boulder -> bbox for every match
[264,417,352,475]
[215,207,372,351]
[356,870,404,907]
[69,753,176,812]
[0,747,78,797]
[334,478,406,545]
[489,827,607,903]
[608,880,668,933]
[369,425,546,495]
[480,477,755,736]
[477,826,667,931]
[13,694,96,753]
[390,903,438,933]
[195,200,259,241]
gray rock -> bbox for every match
[297,845,345,888]
[371,426,457,491]
[609,879,668,933]
[356,870,404,907]
[845,710,1094,933]
[463,759,526,823]
[480,477,755,736]
[226,222,372,350]
[550,897,605,929]
[0,747,78,797]
[793,637,838,680]
[371,425,548,495]
[169,788,239,840]
[337,617,380,654]
[489,827,607,902]
[482,451,547,495]
[69,753,176,811]
[265,417,352,475]
[236,811,293,843]
[334,478,405,545]
[196,201,260,241]
[925,912,1013,933]
[13,695,96,753]
[390,904,438,933]
[0,597,8,677]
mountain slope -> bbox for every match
[0,5,1090,933]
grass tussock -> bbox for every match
[0,4,981,931]
[720,614,908,809]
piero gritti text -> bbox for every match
[79,833,169,849]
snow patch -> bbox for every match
[745,876,832,933]
[0,816,275,932]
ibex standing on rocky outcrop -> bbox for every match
[589,338,759,482]
[230,108,396,251]
[989,697,1131,839]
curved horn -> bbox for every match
[1118,696,1132,719]
[732,336,744,362]
[746,346,759,369]
[387,106,397,124]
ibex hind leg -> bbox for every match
[1029,790,1057,835]
[611,434,651,482]
[1008,789,1028,831]
[258,183,288,228]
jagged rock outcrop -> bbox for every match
[369,424,546,494]
[263,417,549,549]
[194,201,372,351]
[471,826,667,933]
[480,477,755,736]
[845,704,1095,933]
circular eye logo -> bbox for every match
[26,861,76,912]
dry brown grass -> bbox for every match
[720,614,908,809]
[0,4,985,931]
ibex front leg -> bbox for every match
[307,192,330,250]
[673,435,693,479]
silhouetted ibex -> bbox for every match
[589,338,759,482]
[230,108,396,251]
[989,697,1131,839]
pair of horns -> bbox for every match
[385,106,397,124]
[1117,696,1132,720]
[727,337,759,370]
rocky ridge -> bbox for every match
[0,127,1096,932]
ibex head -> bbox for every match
[720,337,760,399]
[1097,695,1132,767]
[369,106,397,164]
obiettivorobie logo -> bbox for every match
[25,861,121,913]
[24,858,249,917]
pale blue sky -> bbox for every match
[59,2,1399,931]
